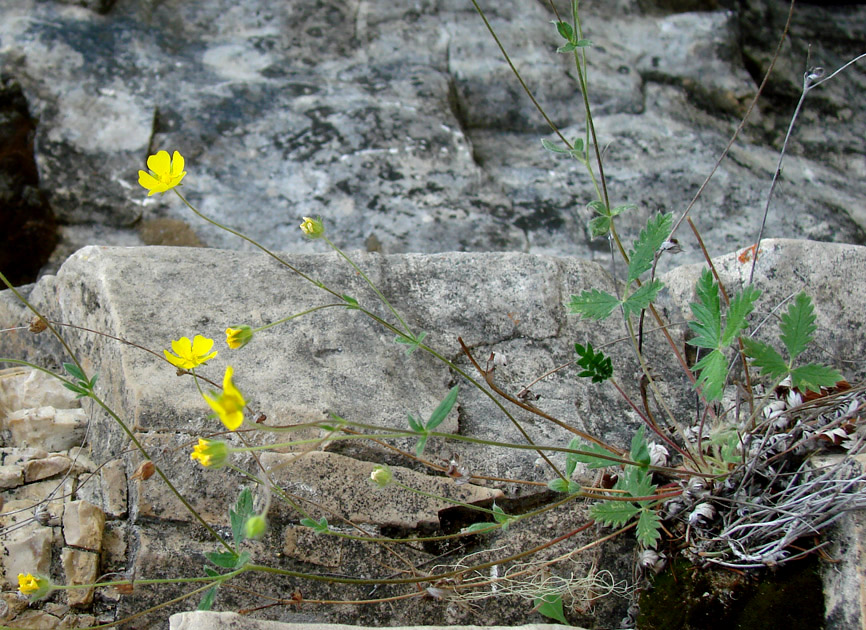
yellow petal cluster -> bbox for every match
[138,150,187,196]
[299,216,324,238]
[17,573,52,599]
[225,325,254,349]
[164,335,218,370]
[203,366,246,431]
[190,438,229,469]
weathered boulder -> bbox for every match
[0,0,863,277]
[0,240,864,628]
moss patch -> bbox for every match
[637,556,824,630]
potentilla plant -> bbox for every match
[1,1,863,627]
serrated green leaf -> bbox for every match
[636,509,662,549]
[630,427,650,468]
[588,215,611,238]
[620,466,656,502]
[780,292,817,360]
[534,592,568,625]
[426,385,459,431]
[622,279,663,318]
[692,349,728,401]
[742,338,789,381]
[567,289,619,320]
[205,551,240,569]
[791,364,842,393]
[688,270,721,349]
[720,285,761,347]
[626,212,674,285]
[554,20,574,41]
[198,585,218,611]
[541,138,572,154]
[591,500,640,526]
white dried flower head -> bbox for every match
[786,388,803,409]
[638,549,667,574]
[648,443,669,467]
[686,477,708,500]
[688,502,715,527]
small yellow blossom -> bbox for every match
[138,150,187,196]
[203,366,246,431]
[299,216,324,238]
[17,573,52,599]
[164,335,218,370]
[225,325,254,349]
[190,438,230,469]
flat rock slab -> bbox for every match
[1,239,865,628]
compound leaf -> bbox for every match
[575,342,613,383]
[622,279,663,318]
[742,338,789,381]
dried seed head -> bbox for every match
[688,502,716,527]
[28,316,48,333]
[648,443,669,468]
[131,460,155,481]
[638,549,667,574]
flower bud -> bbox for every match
[244,514,268,540]
[225,325,254,349]
[299,216,325,239]
[190,438,230,469]
[370,464,393,487]
[17,573,54,600]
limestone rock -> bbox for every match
[7,407,87,452]
[23,454,74,483]
[62,500,105,552]
[0,368,80,412]
[1,526,53,588]
[60,547,98,607]
[0,464,23,490]
[74,458,127,519]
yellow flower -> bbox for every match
[138,150,187,196]
[190,438,229,469]
[164,335,218,370]
[299,216,324,238]
[225,325,254,349]
[17,573,52,599]
[203,366,246,431]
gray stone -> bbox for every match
[74,457,127,519]
[0,0,863,276]
[1,525,53,588]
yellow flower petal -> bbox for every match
[171,151,185,177]
[147,150,170,174]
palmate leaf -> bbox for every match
[622,279,663,318]
[618,465,656,503]
[567,289,619,320]
[780,292,818,360]
[626,212,674,285]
